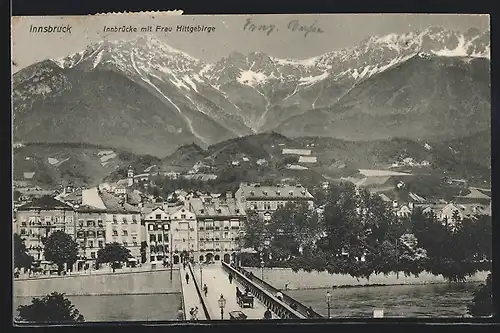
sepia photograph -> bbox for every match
[11,13,492,323]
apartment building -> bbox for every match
[74,205,107,270]
[15,195,75,262]
[235,183,314,221]
[187,192,246,264]
[170,206,197,264]
[142,205,174,264]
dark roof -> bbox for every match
[76,204,107,213]
[17,195,73,211]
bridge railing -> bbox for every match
[188,263,212,320]
[238,266,323,319]
[221,261,306,319]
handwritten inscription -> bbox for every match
[242,18,324,37]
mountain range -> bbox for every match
[13,26,490,157]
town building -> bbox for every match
[187,192,246,264]
[15,196,75,262]
[235,183,314,221]
[81,188,142,264]
[167,205,197,264]
[142,204,181,264]
[74,205,107,270]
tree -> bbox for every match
[14,233,33,272]
[16,292,84,323]
[140,241,148,264]
[241,210,266,251]
[467,273,493,317]
[43,231,78,274]
[97,242,131,272]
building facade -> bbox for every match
[75,205,107,270]
[170,206,197,264]
[104,208,142,263]
[235,183,314,221]
[143,206,171,264]
[15,196,75,262]
[188,193,246,264]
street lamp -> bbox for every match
[260,260,265,280]
[200,262,203,286]
[218,294,226,320]
[325,291,331,319]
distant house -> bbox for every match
[23,172,35,180]
[282,148,312,156]
[454,188,491,205]
[231,161,240,166]
[256,159,267,166]
[242,157,250,162]
[114,186,127,195]
[298,156,317,163]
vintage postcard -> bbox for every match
[11,13,492,323]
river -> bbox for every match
[288,282,480,318]
[13,293,182,322]
[14,283,479,321]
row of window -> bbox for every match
[20,216,73,223]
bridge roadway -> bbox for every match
[188,262,277,320]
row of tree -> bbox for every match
[14,231,133,275]
[241,182,492,283]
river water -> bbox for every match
[288,282,480,318]
[14,282,478,321]
[13,293,182,322]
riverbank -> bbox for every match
[243,267,489,290]
[14,268,181,297]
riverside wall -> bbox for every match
[14,268,181,297]
[244,267,489,290]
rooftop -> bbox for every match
[100,191,141,213]
[238,183,313,199]
[17,195,73,211]
[188,197,246,217]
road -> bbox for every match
[190,263,277,320]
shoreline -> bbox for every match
[243,267,489,290]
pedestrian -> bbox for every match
[284,283,289,291]
[192,306,199,320]
[264,308,272,319]
[185,272,190,284]
[177,307,184,321]
[276,291,283,301]
[306,306,315,318]
[290,302,298,311]
[228,272,233,284]
[183,262,186,270]
[203,284,208,297]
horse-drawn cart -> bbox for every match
[237,293,254,308]
[229,311,248,320]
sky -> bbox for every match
[11,14,489,73]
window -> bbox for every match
[112,230,118,236]
[113,215,117,222]
[223,232,229,239]
[122,217,128,224]
[123,242,128,247]
[133,241,137,247]
[91,252,96,259]
[21,221,27,226]
[158,234,163,242]
[97,220,103,227]
[150,234,156,242]
[122,230,128,236]
[87,220,95,227]
[88,240,94,248]
[150,256,155,262]
[98,240,104,248]
[79,220,84,227]
[20,229,26,235]
[181,214,186,219]
[155,214,161,219]
[79,241,85,248]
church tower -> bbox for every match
[127,167,134,187]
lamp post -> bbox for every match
[260,259,264,280]
[218,294,226,320]
[200,262,203,287]
[325,291,331,319]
